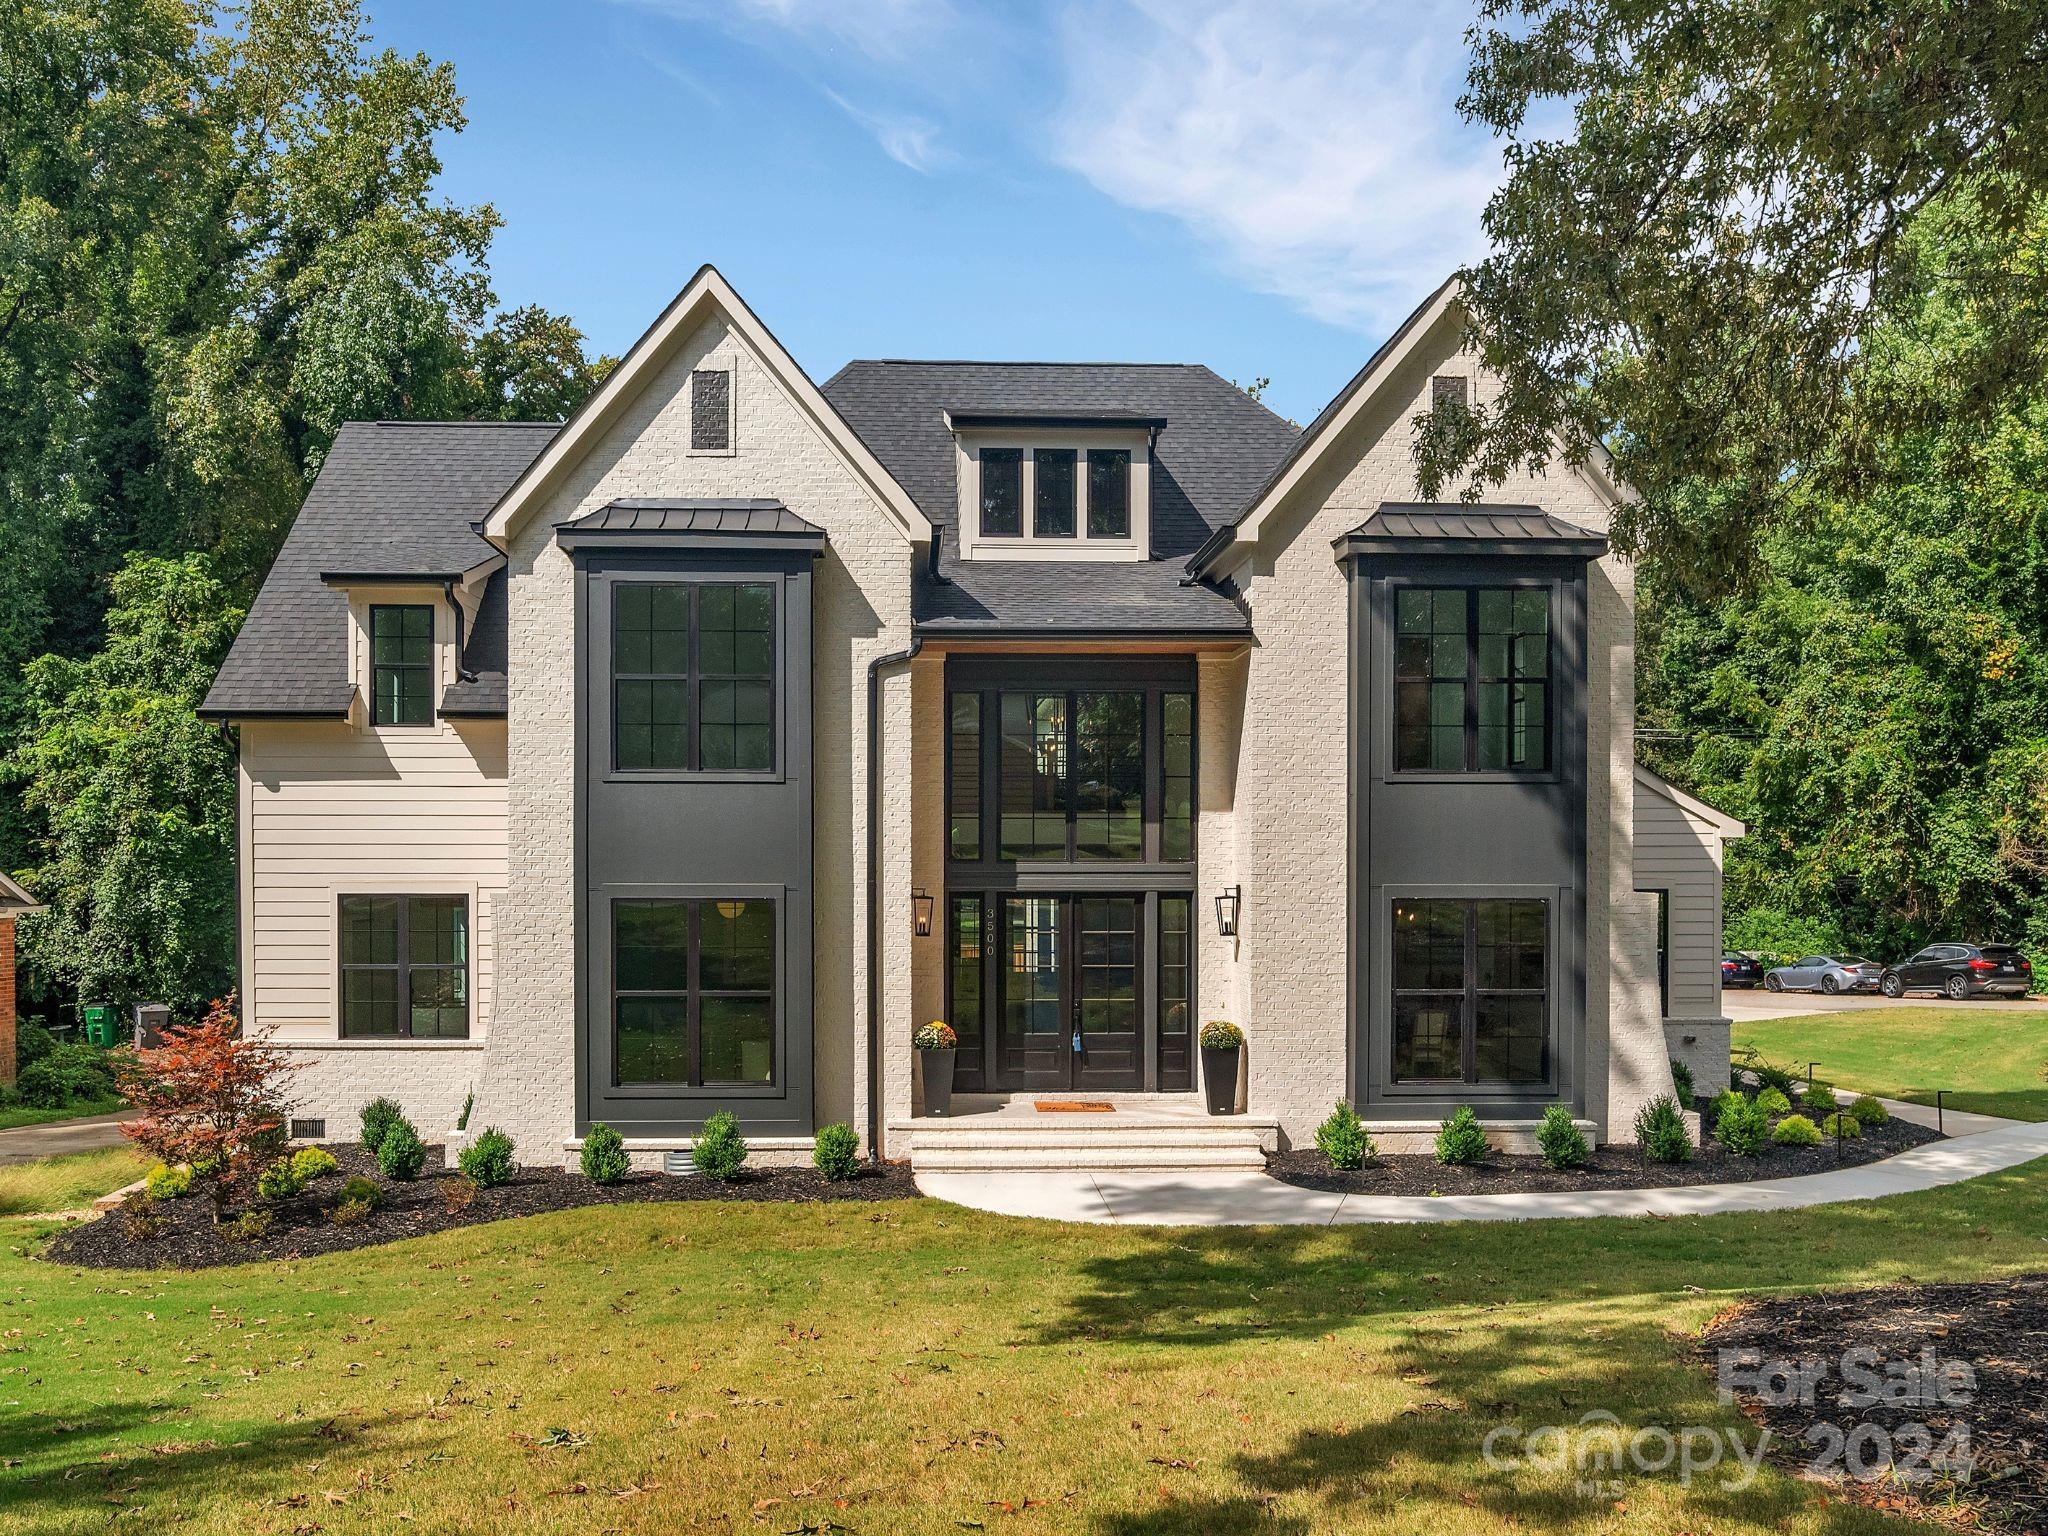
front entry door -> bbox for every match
[995,894,1144,1092]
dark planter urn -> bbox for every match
[1201,1045,1241,1116]
[919,1048,956,1117]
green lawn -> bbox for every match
[0,1147,144,1218]
[0,1094,126,1132]
[5,1153,2048,1533]
[1735,1006,2048,1121]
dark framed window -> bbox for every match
[981,448,1023,537]
[949,894,985,1077]
[691,368,732,451]
[613,898,775,1086]
[339,894,468,1038]
[1392,897,1548,1084]
[613,581,775,773]
[1158,894,1192,1090]
[1394,586,1550,772]
[949,693,982,860]
[999,691,1068,859]
[370,605,435,727]
[1086,449,1130,538]
[1161,691,1194,862]
[1033,448,1077,538]
[1073,691,1143,859]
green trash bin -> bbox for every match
[81,1004,123,1049]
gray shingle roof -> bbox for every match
[202,421,557,718]
[821,361,1297,632]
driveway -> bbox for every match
[0,1111,130,1166]
[1723,990,2045,1023]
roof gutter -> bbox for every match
[864,632,923,1161]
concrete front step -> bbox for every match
[895,1113,1277,1172]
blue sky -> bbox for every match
[365,0,1505,424]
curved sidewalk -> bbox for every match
[915,1118,2048,1228]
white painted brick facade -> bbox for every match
[491,306,914,1163]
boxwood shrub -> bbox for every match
[291,1146,340,1180]
[1772,1114,1822,1147]
[1634,1095,1694,1163]
[1434,1106,1490,1166]
[1845,1094,1890,1127]
[1535,1104,1589,1170]
[376,1115,427,1180]
[1801,1082,1839,1113]
[359,1097,403,1154]
[1714,1096,1770,1157]
[458,1128,516,1188]
[692,1111,748,1180]
[1820,1111,1863,1139]
[581,1122,630,1185]
[813,1122,861,1181]
[1314,1100,1375,1170]
[1755,1086,1793,1117]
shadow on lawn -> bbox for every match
[1087,1314,1833,1536]
[0,1398,439,1524]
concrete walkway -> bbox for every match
[0,1111,130,1166]
[915,1100,2048,1228]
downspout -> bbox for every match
[443,578,477,683]
[865,633,922,1160]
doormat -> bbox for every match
[1034,1101,1115,1113]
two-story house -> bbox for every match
[201,266,1728,1173]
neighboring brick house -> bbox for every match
[201,266,1721,1170]
[0,874,42,1087]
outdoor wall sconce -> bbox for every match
[1215,886,1241,939]
[912,888,935,938]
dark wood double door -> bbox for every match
[997,894,1143,1092]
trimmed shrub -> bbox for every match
[1536,1104,1590,1170]
[1755,1086,1793,1117]
[291,1146,339,1180]
[376,1116,426,1181]
[1315,1101,1375,1170]
[1434,1106,1490,1166]
[18,1042,123,1106]
[1845,1094,1890,1127]
[225,1209,273,1243]
[338,1174,382,1209]
[441,1175,478,1214]
[1801,1082,1839,1113]
[330,1195,373,1226]
[144,1162,193,1201]
[458,1128,516,1188]
[1772,1114,1822,1147]
[1710,1088,1748,1122]
[813,1122,861,1181]
[1820,1111,1864,1140]
[581,1122,630,1185]
[1753,1062,1799,1098]
[256,1160,308,1201]
[691,1111,748,1180]
[1670,1058,1696,1104]
[359,1097,403,1155]
[1714,1096,1770,1157]
[1200,1020,1244,1049]
[1634,1095,1694,1163]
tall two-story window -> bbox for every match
[370,605,435,727]
[613,582,775,773]
[1393,586,1550,772]
[339,894,469,1038]
[613,898,775,1086]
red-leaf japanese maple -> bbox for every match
[120,994,300,1220]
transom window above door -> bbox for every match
[611,580,776,774]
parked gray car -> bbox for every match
[1762,955,1884,994]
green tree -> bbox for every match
[7,556,245,1010]
[1640,204,2048,960]
[1424,0,2048,585]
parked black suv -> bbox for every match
[1879,944,2033,1000]
[1720,953,1765,989]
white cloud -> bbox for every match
[825,90,951,172]
[616,0,963,66]
[1049,0,1501,332]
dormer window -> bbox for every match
[951,415,1157,561]
[370,604,435,727]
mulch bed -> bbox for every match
[1705,1274,2048,1534]
[1267,1114,1940,1195]
[42,1144,918,1272]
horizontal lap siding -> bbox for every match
[1634,789,1723,1017]
[241,719,508,1042]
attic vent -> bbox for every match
[1431,374,1469,410]
[691,368,732,452]
[290,1118,326,1141]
